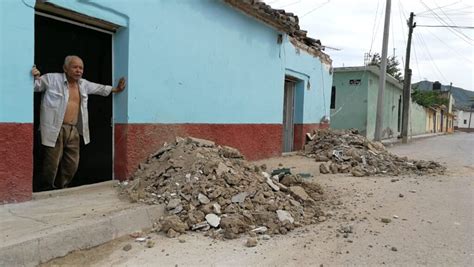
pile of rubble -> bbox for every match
[304,129,445,176]
[122,137,324,239]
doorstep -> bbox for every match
[0,181,164,267]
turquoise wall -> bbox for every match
[331,68,404,140]
[0,0,35,123]
[366,72,403,139]
[1,0,331,125]
[409,102,427,135]
[330,71,369,135]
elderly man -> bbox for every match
[32,55,126,190]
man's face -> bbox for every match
[64,58,84,81]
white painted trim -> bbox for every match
[35,11,114,35]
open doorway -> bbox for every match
[33,13,113,191]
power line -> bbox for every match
[413,31,448,83]
[300,0,330,18]
[420,0,473,44]
[369,0,383,54]
[417,25,474,29]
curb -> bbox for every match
[0,204,164,267]
[382,133,446,146]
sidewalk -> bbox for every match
[381,132,446,146]
[0,181,164,267]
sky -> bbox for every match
[267,0,474,91]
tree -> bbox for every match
[411,90,449,108]
[367,53,403,82]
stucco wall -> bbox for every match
[0,0,333,199]
[366,72,403,139]
[330,71,369,135]
[409,102,427,136]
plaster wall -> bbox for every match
[330,71,369,135]
[366,72,403,139]
[409,102,427,136]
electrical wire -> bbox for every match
[300,0,330,18]
[369,0,383,54]
[420,0,473,44]
[413,31,449,82]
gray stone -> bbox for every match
[319,163,330,174]
[262,234,271,240]
[289,186,310,201]
[198,193,210,204]
[170,205,183,214]
[166,199,181,210]
[266,178,280,191]
[191,221,209,230]
[213,203,221,214]
[276,210,294,224]
[205,213,221,227]
[187,137,215,147]
[245,237,258,247]
[231,192,249,203]
[381,218,391,223]
[216,162,230,176]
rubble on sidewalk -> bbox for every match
[303,129,446,176]
[122,137,325,239]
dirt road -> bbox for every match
[44,133,473,266]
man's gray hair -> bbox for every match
[64,55,82,67]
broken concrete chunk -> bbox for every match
[231,192,249,203]
[251,226,268,234]
[289,186,310,201]
[205,213,221,227]
[215,162,230,176]
[187,137,215,147]
[276,210,294,224]
[319,163,330,174]
[213,203,222,214]
[198,193,210,204]
[192,221,209,231]
[266,178,280,191]
[166,198,181,210]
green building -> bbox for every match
[330,66,403,140]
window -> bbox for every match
[330,86,336,109]
[464,119,467,124]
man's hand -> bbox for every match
[32,65,41,80]
[112,77,126,93]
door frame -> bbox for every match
[34,11,116,181]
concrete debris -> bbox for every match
[205,213,221,228]
[303,129,446,176]
[123,136,324,239]
[262,234,271,240]
[198,193,210,204]
[276,210,295,224]
[122,244,132,251]
[251,226,268,234]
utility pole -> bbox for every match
[374,0,392,141]
[401,12,416,144]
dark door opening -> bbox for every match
[283,79,296,153]
[33,14,113,191]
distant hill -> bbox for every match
[412,80,474,109]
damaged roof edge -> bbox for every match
[224,0,332,65]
